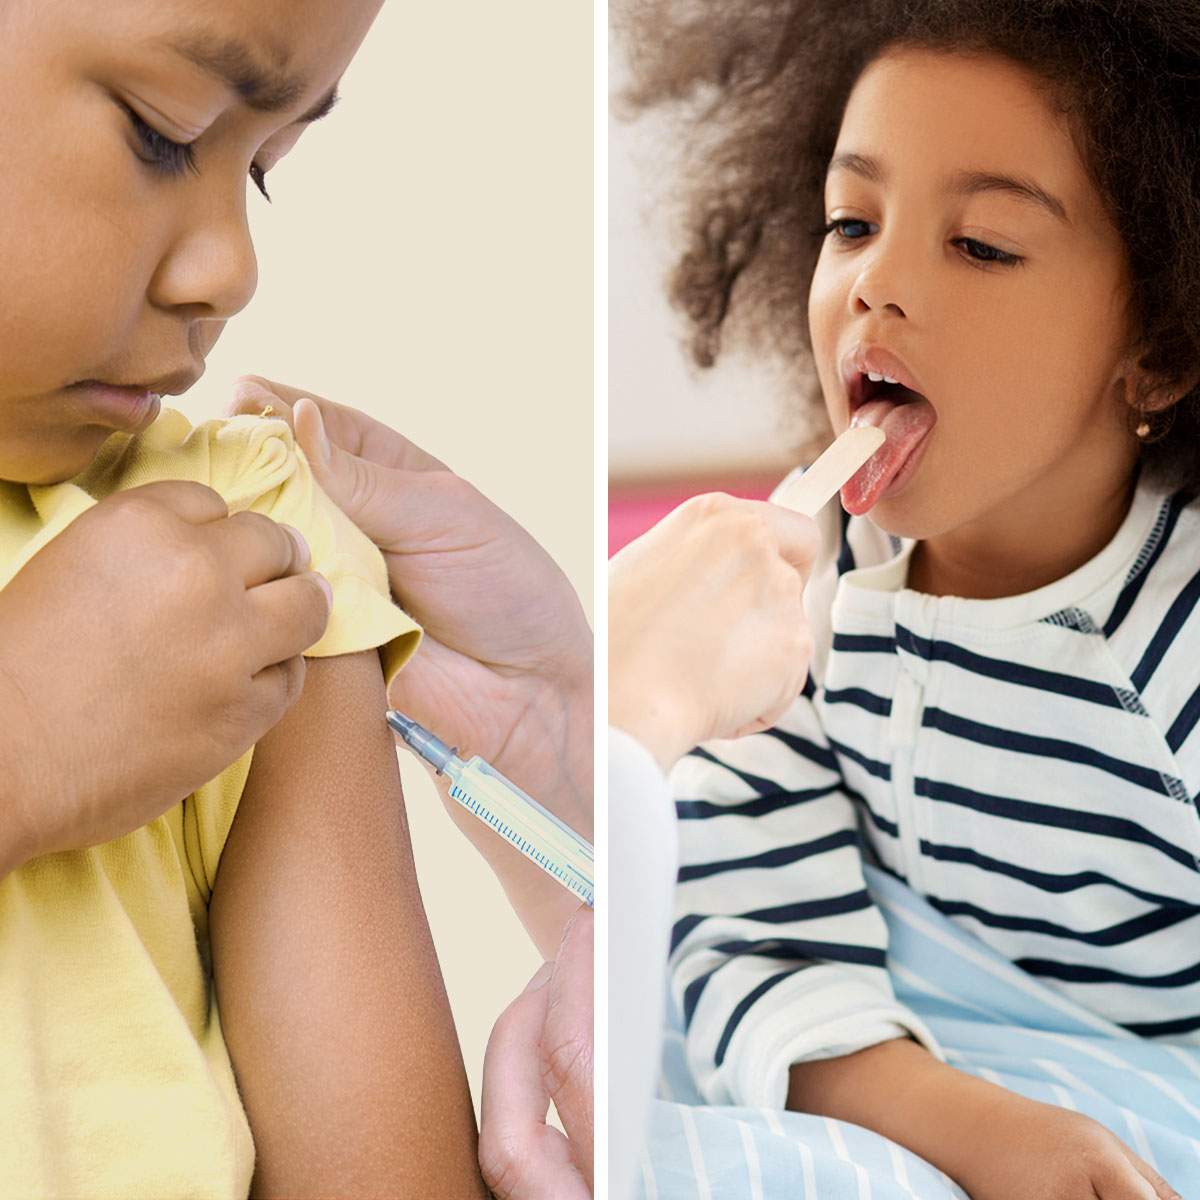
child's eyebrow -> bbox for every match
[827,152,1071,226]
[160,27,341,126]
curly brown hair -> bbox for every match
[613,0,1200,494]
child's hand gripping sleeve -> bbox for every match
[208,414,421,689]
[668,690,944,1110]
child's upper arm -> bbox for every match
[208,648,488,1199]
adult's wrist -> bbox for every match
[609,667,699,775]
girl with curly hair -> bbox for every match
[616,1,1200,1195]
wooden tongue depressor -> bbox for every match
[771,426,885,518]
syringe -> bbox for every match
[386,710,595,907]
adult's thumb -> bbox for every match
[294,397,332,467]
[292,395,366,515]
[290,397,444,551]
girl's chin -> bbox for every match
[850,479,941,540]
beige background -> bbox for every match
[171,1,593,1114]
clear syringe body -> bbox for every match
[386,710,594,907]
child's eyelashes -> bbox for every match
[811,218,1024,269]
[119,102,272,204]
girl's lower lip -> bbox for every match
[878,422,934,502]
[70,381,161,427]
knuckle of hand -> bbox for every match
[305,574,330,631]
[683,492,729,524]
[230,508,272,540]
[744,517,775,559]
[257,657,302,726]
[103,488,165,533]
[434,467,475,502]
[794,628,815,663]
[540,1028,593,1103]
[282,654,307,709]
[478,1132,531,1200]
[1075,1129,1120,1176]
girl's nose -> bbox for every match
[848,234,913,320]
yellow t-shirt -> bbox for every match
[0,407,422,1199]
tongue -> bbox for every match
[840,391,937,516]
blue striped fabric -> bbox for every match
[668,468,1200,1110]
[639,862,1200,1199]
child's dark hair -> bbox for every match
[613,0,1200,493]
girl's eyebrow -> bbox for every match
[160,27,341,126]
[827,152,1071,226]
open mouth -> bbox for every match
[842,373,937,515]
[848,372,927,415]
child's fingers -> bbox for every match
[1095,1150,1167,1200]
[1119,1147,1183,1200]
[243,572,333,675]
[216,511,311,585]
[115,479,230,525]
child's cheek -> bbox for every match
[0,95,147,399]
[807,265,842,419]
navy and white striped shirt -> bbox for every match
[668,467,1200,1108]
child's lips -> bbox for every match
[68,381,162,428]
[840,343,929,416]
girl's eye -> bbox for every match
[811,218,1022,268]
[120,102,272,204]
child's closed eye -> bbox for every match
[117,100,272,203]
[811,218,1024,269]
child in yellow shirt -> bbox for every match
[0,2,487,1196]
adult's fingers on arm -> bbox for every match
[542,907,595,1187]
[480,966,590,1200]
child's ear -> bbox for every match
[1116,355,1199,413]
[1143,371,1200,412]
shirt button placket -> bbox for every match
[889,591,929,891]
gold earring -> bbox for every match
[260,404,275,418]
[1136,394,1175,442]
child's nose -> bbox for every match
[147,201,259,321]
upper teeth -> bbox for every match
[866,372,899,384]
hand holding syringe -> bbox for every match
[387,710,595,907]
